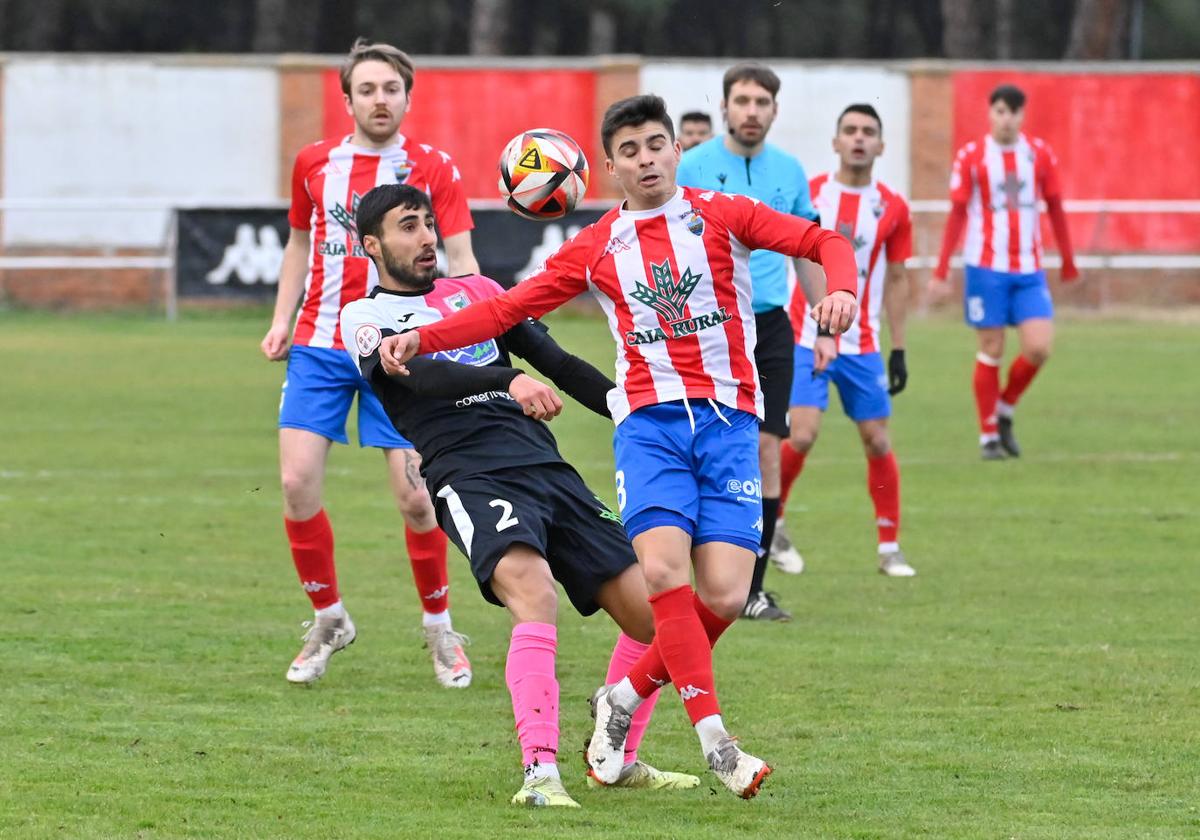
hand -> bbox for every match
[925,276,953,305]
[1060,261,1081,283]
[810,289,857,335]
[379,332,422,376]
[813,335,838,374]
[260,323,291,361]
[887,349,908,395]
[508,373,563,421]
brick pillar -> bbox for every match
[909,66,955,292]
[591,56,642,201]
[278,61,327,201]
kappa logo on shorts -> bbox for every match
[355,324,382,356]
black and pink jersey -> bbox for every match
[339,274,609,490]
[290,134,473,350]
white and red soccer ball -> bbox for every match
[498,128,589,221]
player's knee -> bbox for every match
[862,431,891,459]
[1024,344,1052,366]
[394,484,434,522]
[641,560,688,595]
[495,561,558,623]
[707,587,750,622]
[279,466,320,512]
[789,427,817,454]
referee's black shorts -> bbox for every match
[754,306,795,439]
[432,462,636,616]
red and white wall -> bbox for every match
[0,54,1196,307]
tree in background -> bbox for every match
[0,0,1193,60]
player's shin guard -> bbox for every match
[778,440,806,513]
[1000,354,1041,409]
[628,592,733,698]
[866,451,901,545]
[605,634,659,766]
[645,586,724,724]
[405,524,450,616]
[285,509,339,610]
[505,622,559,769]
[973,353,1001,439]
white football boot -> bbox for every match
[423,623,472,688]
[770,518,805,574]
[286,611,356,684]
[706,736,773,799]
[586,684,634,784]
[878,549,916,577]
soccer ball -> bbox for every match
[498,128,589,221]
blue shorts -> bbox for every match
[964,266,1054,328]
[278,345,413,448]
[612,400,762,554]
[790,346,891,422]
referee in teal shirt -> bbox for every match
[677,63,817,623]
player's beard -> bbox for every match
[380,244,438,289]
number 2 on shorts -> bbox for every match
[489,498,519,532]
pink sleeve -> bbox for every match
[416,230,593,353]
[287,149,314,231]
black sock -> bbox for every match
[750,497,780,595]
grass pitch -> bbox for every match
[1,308,1197,839]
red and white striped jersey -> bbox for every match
[789,174,912,355]
[950,133,1062,274]
[287,133,472,349]
[414,186,857,426]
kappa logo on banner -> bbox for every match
[206,224,284,286]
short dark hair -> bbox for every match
[356,184,433,243]
[680,111,712,126]
[989,84,1026,112]
[341,37,416,96]
[837,103,883,133]
[601,94,675,156]
[722,63,781,101]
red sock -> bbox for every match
[1000,354,1041,407]
[866,451,901,545]
[628,592,732,699]
[285,509,338,610]
[641,586,721,723]
[973,354,1001,436]
[778,439,807,513]
[405,524,450,614]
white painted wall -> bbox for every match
[641,61,911,195]
[3,59,279,247]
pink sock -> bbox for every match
[605,633,659,766]
[505,622,559,768]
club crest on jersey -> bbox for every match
[836,221,868,251]
[446,292,471,311]
[627,260,730,346]
[330,193,363,234]
[680,208,705,236]
[997,173,1028,209]
[354,324,382,356]
[392,159,413,184]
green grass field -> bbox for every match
[2,308,1197,839]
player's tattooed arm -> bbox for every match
[502,319,615,419]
